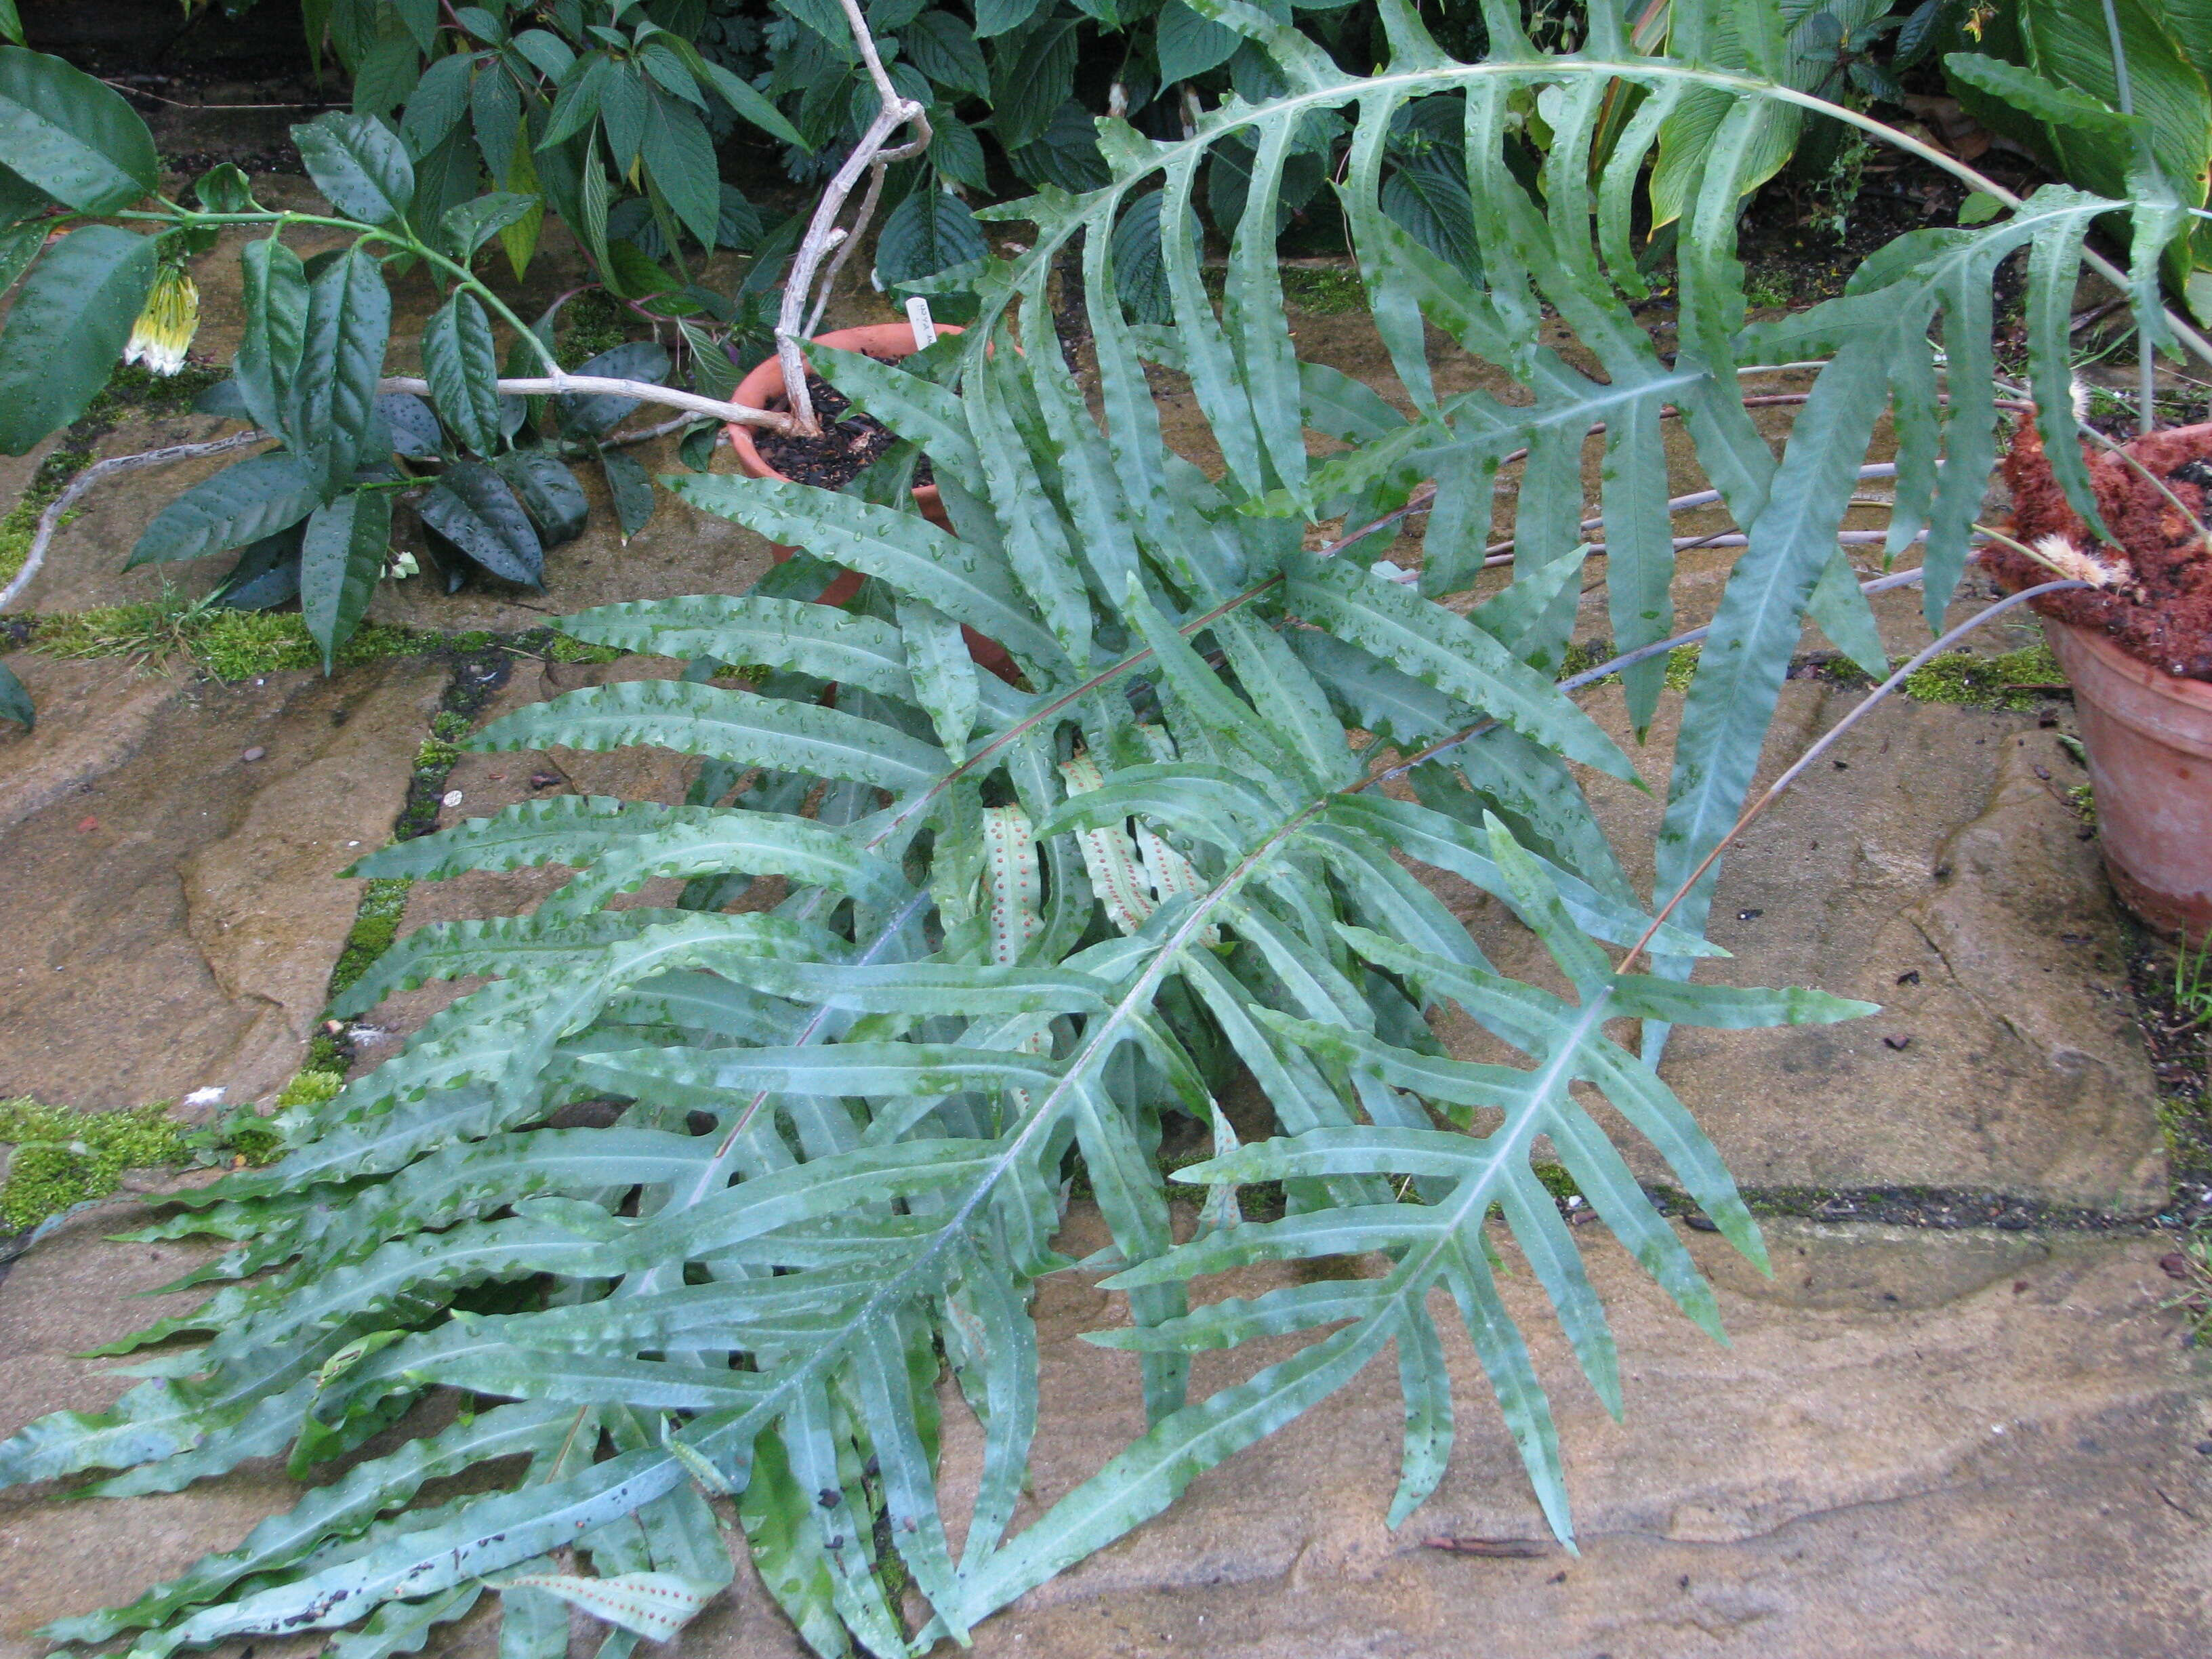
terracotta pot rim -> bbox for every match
[2045,613,2212,708]
[725,321,962,501]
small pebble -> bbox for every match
[1883,1035,1912,1051]
[442,789,464,807]
[529,772,561,790]
[2196,1441,2212,1455]
[242,746,266,761]
[76,815,97,832]
[1683,1214,1720,1233]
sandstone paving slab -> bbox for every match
[7,411,260,614]
[3,1201,2200,1659]
[0,652,447,1108]
[924,1211,2211,1659]
[1429,679,2166,1212]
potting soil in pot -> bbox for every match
[1995,421,2212,679]
[754,362,937,491]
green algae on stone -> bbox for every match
[1281,267,1367,314]
[275,1069,344,1110]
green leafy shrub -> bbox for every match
[1944,0,2212,315]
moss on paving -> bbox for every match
[0,1093,282,1233]
[0,1100,186,1230]
[327,877,414,1007]
[556,290,632,368]
[27,602,433,680]
[1556,640,1701,690]
[1280,266,1366,314]
[1900,643,2067,712]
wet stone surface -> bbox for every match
[0,653,447,1108]
[1423,680,2167,1214]
[0,1204,2204,1659]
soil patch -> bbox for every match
[754,364,935,491]
[1994,421,2212,679]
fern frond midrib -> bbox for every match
[625,786,1345,1521]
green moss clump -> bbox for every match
[329,877,413,1004]
[1900,643,2067,712]
[0,1100,188,1231]
[276,1069,345,1110]
[203,1107,283,1167]
[545,632,624,664]
[1532,1161,1582,1202]
[1281,266,1366,314]
[1744,268,1795,310]
[1555,640,1700,690]
[556,290,631,368]
[0,455,90,590]
[91,363,228,420]
[413,736,460,775]
[32,602,429,680]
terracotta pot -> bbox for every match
[727,323,1015,681]
[2045,619,2212,943]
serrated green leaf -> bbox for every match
[0,46,158,212]
[423,291,504,456]
[0,225,157,455]
[1284,552,1636,784]
[474,677,947,794]
[300,489,392,668]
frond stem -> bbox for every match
[1616,578,2091,972]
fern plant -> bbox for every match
[0,1,2175,1654]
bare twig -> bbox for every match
[376,375,795,432]
[773,0,931,434]
[0,430,268,612]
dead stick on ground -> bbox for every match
[0,430,268,613]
